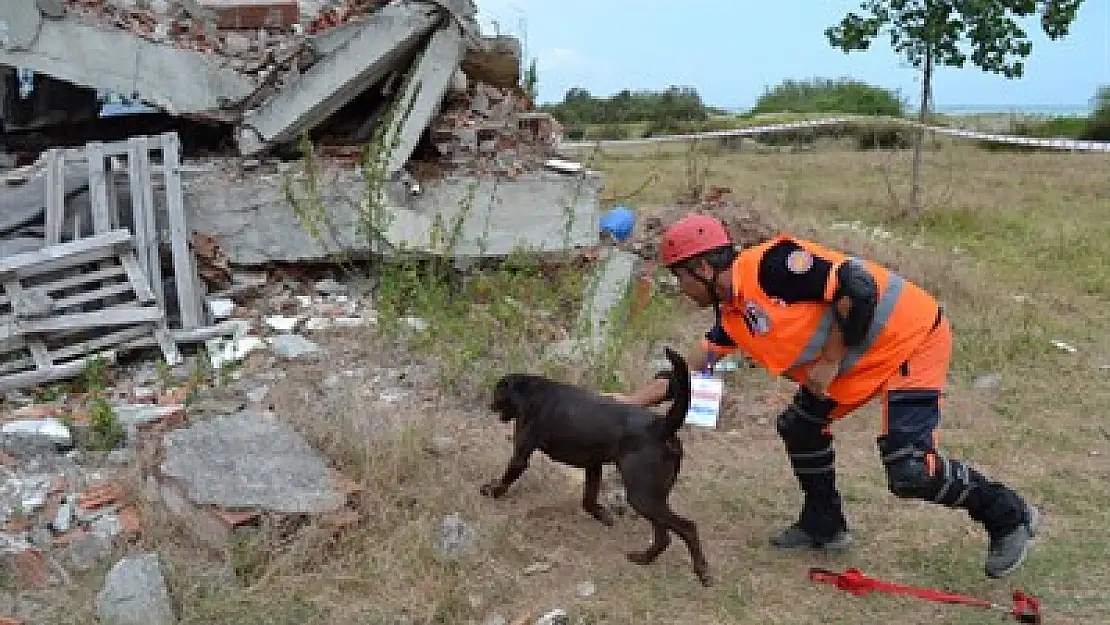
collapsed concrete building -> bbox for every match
[0,0,606,392]
[1,0,600,262]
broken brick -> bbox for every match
[53,529,89,548]
[0,617,22,625]
[197,0,300,29]
[213,508,261,529]
[329,469,363,503]
[157,386,190,406]
[77,482,125,511]
[5,550,48,588]
[117,506,143,535]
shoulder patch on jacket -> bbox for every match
[785,249,814,274]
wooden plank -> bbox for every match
[106,157,120,232]
[152,327,182,365]
[0,307,164,340]
[44,149,65,246]
[86,142,112,234]
[119,252,155,303]
[0,229,132,278]
[3,281,52,372]
[51,280,135,312]
[131,136,165,309]
[0,266,128,308]
[0,351,119,394]
[161,132,202,330]
[127,138,152,283]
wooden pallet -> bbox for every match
[0,229,180,393]
[40,132,206,331]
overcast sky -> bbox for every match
[476,0,1110,112]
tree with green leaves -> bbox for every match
[826,0,1084,216]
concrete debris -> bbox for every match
[159,411,347,514]
[1,0,521,158]
[95,553,177,625]
[1,418,72,448]
[266,334,322,360]
[535,609,570,625]
[434,512,478,561]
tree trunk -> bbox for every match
[909,48,934,217]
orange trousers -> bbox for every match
[826,315,952,470]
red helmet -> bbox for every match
[660,214,733,267]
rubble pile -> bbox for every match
[421,82,563,178]
[0,269,387,590]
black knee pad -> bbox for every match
[879,437,976,506]
[777,388,837,439]
[883,452,932,499]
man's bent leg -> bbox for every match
[770,387,853,550]
[879,318,1041,578]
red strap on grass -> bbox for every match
[808,567,1041,623]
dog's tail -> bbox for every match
[653,346,691,439]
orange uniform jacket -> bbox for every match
[706,235,941,406]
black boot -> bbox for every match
[773,397,851,550]
[938,458,1042,578]
[879,436,1041,578]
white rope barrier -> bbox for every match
[557,116,1110,153]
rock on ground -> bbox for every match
[95,553,176,625]
[159,411,346,514]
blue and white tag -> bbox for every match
[686,372,723,429]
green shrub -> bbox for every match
[750,77,905,117]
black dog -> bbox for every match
[480,347,712,586]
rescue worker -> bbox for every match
[610,213,1042,579]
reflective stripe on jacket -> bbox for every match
[719,236,940,405]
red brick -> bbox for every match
[77,482,125,511]
[197,0,300,29]
[5,550,48,588]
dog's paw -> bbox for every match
[585,506,615,527]
[695,568,714,587]
[626,551,655,566]
[479,482,504,498]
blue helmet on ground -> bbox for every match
[600,205,636,242]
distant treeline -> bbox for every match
[541,78,1110,148]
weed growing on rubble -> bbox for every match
[85,394,125,451]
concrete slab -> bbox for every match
[383,22,467,175]
[548,248,638,359]
[0,4,256,116]
[236,1,441,155]
[159,411,346,515]
[180,166,602,264]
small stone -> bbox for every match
[263,316,300,333]
[575,581,596,598]
[2,418,71,447]
[53,497,74,533]
[972,372,1001,390]
[29,526,53,549]
[403,317,429,332]
[107,449,134,466]
[266,335,322,360]
[246,386,270,403]
[206,297,235,320]
[425,435,456,456]
[483,615,508,625]
[535,609,569,625]
[314,279,348,296]
[523,561,552,575]
[433,513,477,561]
